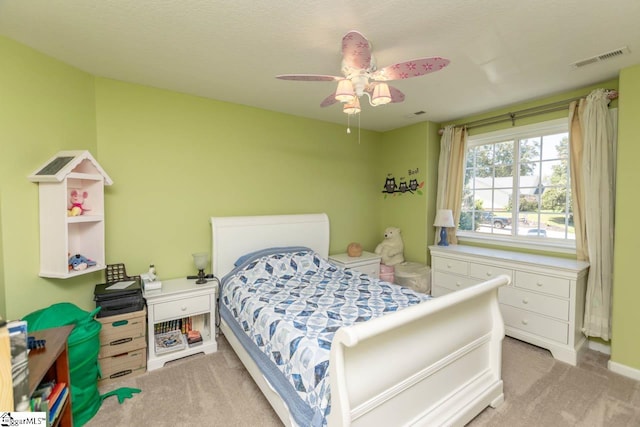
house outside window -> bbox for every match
[457,118,574,252]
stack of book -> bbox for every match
[30,380,69,425]
[187,330,202,347]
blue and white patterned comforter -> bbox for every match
[220,248,431,426]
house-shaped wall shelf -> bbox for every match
[29,150,113,278]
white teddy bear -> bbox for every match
[374,227,405,266]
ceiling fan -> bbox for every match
[276,30,450,115]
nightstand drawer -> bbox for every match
[354,263,380,278]
[499,287,569,321]
[469,262,513,281]
[154,294,211,321]
[432,257,468,276]
[515,271,570,298]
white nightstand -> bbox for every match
[329,251,382,278]
[144,277,218,371]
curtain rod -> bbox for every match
[438,89,618,135]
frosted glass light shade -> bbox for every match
[192,252,209,270]
[371,83,391,106]
[335,79,355,103]
[434,209,455,227]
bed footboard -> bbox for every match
[328,274,510,427]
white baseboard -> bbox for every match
[608,360,640,381]
[588,340,611,355]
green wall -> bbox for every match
[2,33,639,374]
[95,78,383,280]
[0,37,99,320]
[376,121,441,264]
[611,63,640,370]
[0,36,388,318]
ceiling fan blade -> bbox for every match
[276,74,341,82]
[342,31,372,71]
[320,93,339,108]
[371,57,450,81]
[388,85,406,103]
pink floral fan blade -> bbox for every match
[320,93,339,108]
[371,57,450,81]
[276,74,342,82]
[341,31,372,71]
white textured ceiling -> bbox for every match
[1,0,639,131]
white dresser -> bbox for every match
[329,251,381,278]
[429,245,589,365]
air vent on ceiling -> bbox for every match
[571,47,630,69]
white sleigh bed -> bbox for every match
[211,213,510,427]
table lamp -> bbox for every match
[192,252,209,284]
[434,209,455,246]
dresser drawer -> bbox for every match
[499,287,569,321]
[432,257,468,276]
[501,304,569,344]
[153,294,211,321]
[469,262,513,282]
[515,271,570,298]
[433,271,479,293]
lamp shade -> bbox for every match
[371,83,391,106]
[343,97,361,115]
[335,79,355,103]
[434,209,455,227]
[192,252,209,270]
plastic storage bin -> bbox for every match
[394,262,431,294]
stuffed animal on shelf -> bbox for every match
[68,253,97,271]
[68,190,89,216]
[374,226,405,266]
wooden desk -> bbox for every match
[28,325,74,426]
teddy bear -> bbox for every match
[68,253,97,271]
[374,227,405,266]
[68,190,89,216]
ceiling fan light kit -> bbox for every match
[276,30,449,116]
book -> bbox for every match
[46,382,66,410]
[49,385,69,424]
[154,329,186,355]
[187,329,201,342]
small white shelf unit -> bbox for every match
[28,150,113,278]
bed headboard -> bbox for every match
[210,213,330,278]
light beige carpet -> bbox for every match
[86,335,640,426]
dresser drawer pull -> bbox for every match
[486,271,492,277]
[181,306,187,311]
[447,263,453,269]
[537,281,544,287]
[456,282,461,287]
[522,299,529,305]
[521,319,529,325]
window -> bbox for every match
[458,118,574,250]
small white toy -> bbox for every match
[374,227,405,266]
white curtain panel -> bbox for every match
[435,126,467,245]
[581,89,616,340]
